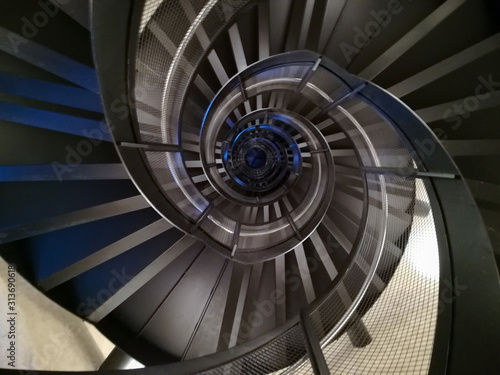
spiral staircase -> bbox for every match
[0,0,499,374]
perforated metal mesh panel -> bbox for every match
[321,178,438,374]
[198,177,438,375]
[138,0,163,33]
[333,99,414,169]
[198,324,310,375]
[200,208,237,247]
[290,178,438,375]
[134,0,252,145]
[145,151,207,220]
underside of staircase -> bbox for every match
[0,1,499,374]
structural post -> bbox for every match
[300,311,331,375]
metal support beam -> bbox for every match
[300,311,330,375]
[39,219,173,291]
[359,0,467,80]
[416,91,500,123]
[441,140,500,157]
[346,319,372,348]
[0,72,102,113]
[230,222,240,258]
[0,102,110,141]
[388,33,500,98]
[0,195,150,244]
[119,142,182,152]
[361,166,457,179]
[297,57,322,93]
[191,204,213,233]
[87,235,199,322]
[321,84,366,113]
[0,164,128,182]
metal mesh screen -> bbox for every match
[144,151,207,220]
[333,98,414,169]
[135,0,252,145]
[138,0,164,34]
[134,0,253,226]
[199,174,439,375]
[294,178,438,375]
[197,324,310,375]
[200,208,237,247]
[308,172,390,340]
[320,178,438,374]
